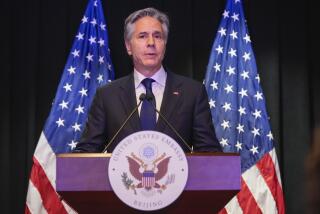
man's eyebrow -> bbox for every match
[153,31,162,35]
[137,30,162,34]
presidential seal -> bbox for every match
[108,131,188,211]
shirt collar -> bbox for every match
[134,66,167,89]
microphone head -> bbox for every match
[139,93,146,101]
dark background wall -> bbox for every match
[1,0,319,213]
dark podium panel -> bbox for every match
[56,153,240,213]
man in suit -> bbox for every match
[74,7,221,153]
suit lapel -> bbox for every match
[119,74,141,132]
[156,72,183,132]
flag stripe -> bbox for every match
[28,133,76,213]
[33,132,56,187]
[25,205,32,214]
[224,196,243,214]
[256,152,285,214]
[26,180,48,214]
[243,163,277,213]
[237,177,262,214]
[218,208,228,214]
[30,157,66,213]
[29,157,67,213]
[269,148,283,188]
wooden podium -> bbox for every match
[56,153,240,213]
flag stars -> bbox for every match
[224,84,234,94]
[238,88,248,98]
[235,141,242,151]
[67,66,76,74]
[222,10,229,18]
[236,123,245,133]
[243,52,251,61]
[99,56,104,64]
[83,70,91,79]
[229,30,238,40]
[108,63,112,70]
[226,66,236,76]
[238,106,246,116]
[100,22,106,30]
[231,13,240,22]
[68,140,78,150]
[56,117,65,127]
[76,32,84,40]
[243,34,251,43]
[86,53,94,62]
[94,0,98,7]
[63,83,72,92]
[75,105,85,114]
[72,122,81,132]
[215,45,223,54]
[210,81,218,91]
[79,87,88,97]
[250,145,259,155]
[59,100,69,109]
[228,48,237,58]
[267,131,274,141]
[221,120,231,130]
[251,127,260,137]
[98,38,105,47]
[89,36,97,44]
[209,99,216,108]
[220,138,229,147]
[252,109,262,119]
[241,70,250,80]
[97,74,103,83]
[90,18,97,26]
[218,27,227,36]
[235,0,241,3]
[222,102,232,112]
[255,74,261,83]
[213,63,221,72]
[254,91,263,101]
[71,49,80,58]
[81,16,88,24]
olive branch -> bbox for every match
[121,172,137,195]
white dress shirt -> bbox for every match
[134,66,167,120]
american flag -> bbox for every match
[204,0,285,213]
[25,0,114,213]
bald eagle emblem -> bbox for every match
[121,152,175,195]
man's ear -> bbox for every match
[125,41,132,55]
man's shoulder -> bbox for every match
[168,71,203,88]
[97,74,132,92]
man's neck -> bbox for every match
[134,66,162,77]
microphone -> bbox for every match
[102,93,146,153]
[145,94,194,153]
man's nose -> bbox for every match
[147,36,155,46]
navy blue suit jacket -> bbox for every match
[75,71,221,153]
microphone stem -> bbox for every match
[154,108,194,153]
[102,99,143,153]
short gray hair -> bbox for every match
[124,7,169,42]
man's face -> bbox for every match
[125,16,166,74]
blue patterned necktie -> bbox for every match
[140,78,156,130]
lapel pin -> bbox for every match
[173,91,179,95]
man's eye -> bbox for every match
[138,34,146,39]
[154,34,162,39]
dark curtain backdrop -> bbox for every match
[1,0,319,213]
